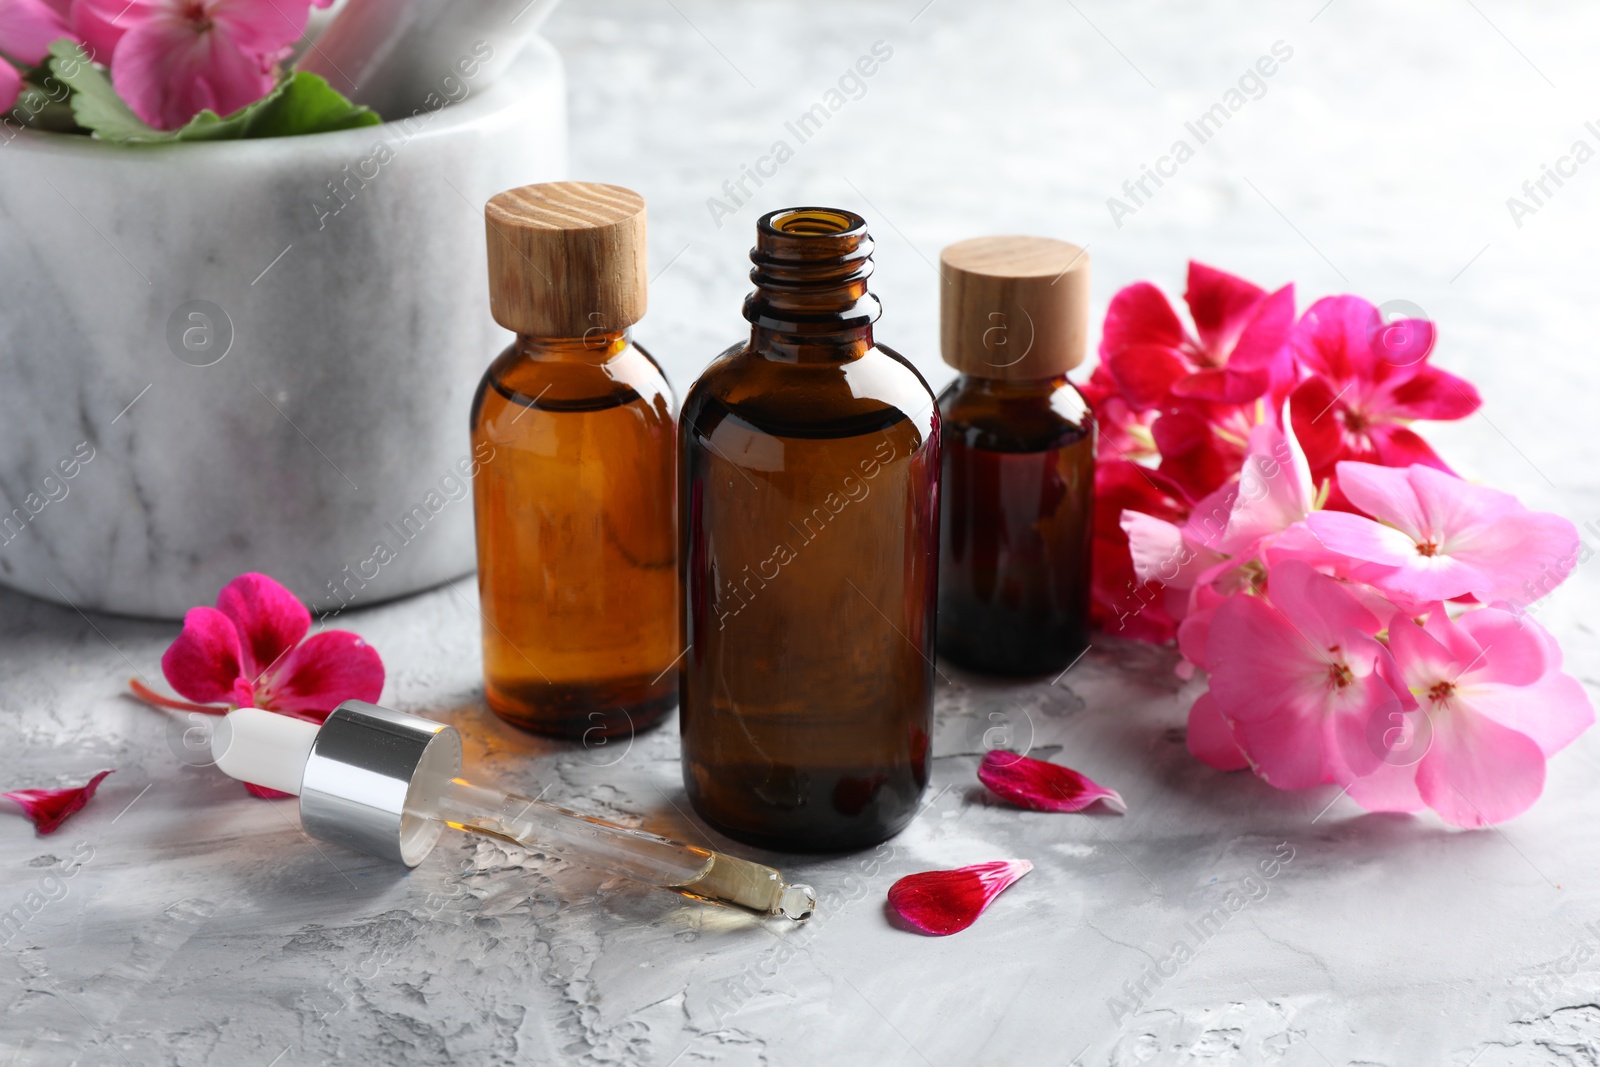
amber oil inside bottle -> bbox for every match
[937,374,1094,674]
[678,207,940,852]
[471,330,677,738]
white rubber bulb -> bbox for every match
[211,708,321,797]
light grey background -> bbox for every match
[4,1,1600,1064]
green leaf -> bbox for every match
[168,71,383,141]
[45,39,382,143]
[46,39,161,141]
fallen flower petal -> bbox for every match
[887,859,1032,936]
[4,770,113,834]
[978,751,1127,814]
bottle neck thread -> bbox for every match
[743,208,881,354]
[515,330,630,365]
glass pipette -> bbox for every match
[210,702,817,920]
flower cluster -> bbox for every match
[1,0,332,128]
[1090,263,1591,826]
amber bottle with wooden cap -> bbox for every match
[470,182,677,739]
[678,207,939,852]
[937,236,1095,675]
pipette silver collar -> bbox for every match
[299,701,462,866]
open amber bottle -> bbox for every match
[678,207,940,852]
[936,237,1095,675]
[470,182,676,739]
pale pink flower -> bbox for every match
[71,0,155,56]
[1363,607,1594,827]
[1305,462,1579,607]
[110,0,321,130]
[1201,560,1410,789]
[0,0,72,65]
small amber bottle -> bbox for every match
[679,207,940,852]
[936,237,1095,675]
[470,182,677,738]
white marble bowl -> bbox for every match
[0,41,566,618]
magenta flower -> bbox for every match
[1101,262,1296,408]
[132,572,383,724]
[153,572,383,720]
[1361,608,1594,827]
[109,0,325,130]
[1306,462,1579,607]
[1202,560,1409,789]
[1286,296,1480,494]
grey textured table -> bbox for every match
[6,1,1600,1063]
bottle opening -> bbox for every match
[761,208,866,239]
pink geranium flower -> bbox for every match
[1364,608,1594,827]
[1201,560,1410,789]
[1305,462,1579,607]
[1121,411,1318,668]
[143,572,383,720]
[1078,362,1158,465]
[1096,263,1295,502]
[1286,296,1480,500]
[70,0,152,56]
[1090,459,1192,642]
[130,572,382,799]
[1101,262,1296,409]
[0,0,73,65]
[109,0,325,130]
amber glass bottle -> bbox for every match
[678,207,939,852]
[470,182,676,739]
[936,237,1095,675]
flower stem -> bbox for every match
[127,678,228,715]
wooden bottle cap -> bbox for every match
[939,236,1090,379]
[484,182,647,336]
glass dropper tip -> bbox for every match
[779,883,818,921]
